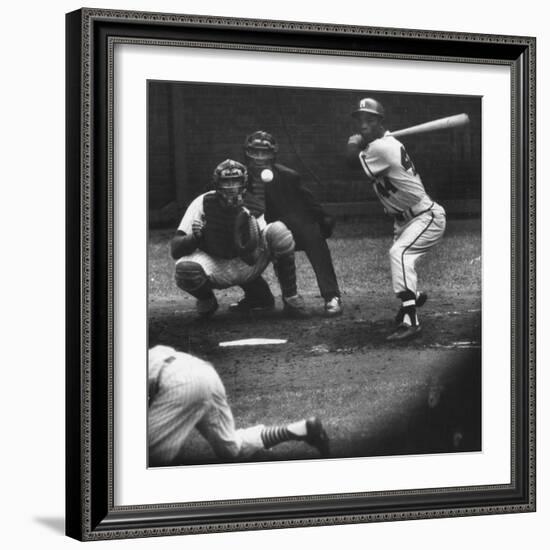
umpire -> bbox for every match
[233,130,342,316]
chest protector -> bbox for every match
[201,193,265,259]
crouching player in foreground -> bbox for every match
[148,345,330,466]
[170,159,309,318]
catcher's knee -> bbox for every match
[265,221,295,258]
[175,261,208,291]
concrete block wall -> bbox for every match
[148,81,481,217]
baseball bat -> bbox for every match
[389,113,470,138]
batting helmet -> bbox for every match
[351,98,385,119]
[244,130,278,163]
[212,159,248,207]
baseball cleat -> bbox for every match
[395,291,428,324]
[302,417,330,457]
[324,296,343,317]
[416,291,428,308]
[228,295,275,313]
[282,294,310,319]
[387,322,422,341]
[196,295,219,318]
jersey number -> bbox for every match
[400,146,417,176]
[375,176,397,198]
[374,145,418,198]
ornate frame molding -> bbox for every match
[66,8,536,541]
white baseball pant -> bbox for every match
[175,221,293,289]
[389,202,446,296]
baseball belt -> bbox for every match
[393,200,434,223]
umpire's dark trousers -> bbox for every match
[291,222,340,301]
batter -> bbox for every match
[346,98,446,341]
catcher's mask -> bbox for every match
[244,130,278,166]
[212,159,248,207]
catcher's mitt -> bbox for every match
[233,208,261,266]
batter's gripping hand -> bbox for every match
[233,208,261,266]
[347,133,366,148]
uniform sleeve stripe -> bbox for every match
[359,154,376,179]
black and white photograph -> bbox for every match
[2,0,546,546]
[147,81,482,467]
[62,4,536,542]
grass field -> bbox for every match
[148,217,482,465]
[149,217,481,303]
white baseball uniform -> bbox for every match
[148,345,265,466]
[176,191,271,288]
[357,132,446,296]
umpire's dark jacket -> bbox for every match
[262,163,331,243]
[248,162,339,300]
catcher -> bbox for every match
[170,159,309,318]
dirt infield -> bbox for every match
[149,289,481,465]
[148,219,481,465]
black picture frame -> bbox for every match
[65,8,536,541]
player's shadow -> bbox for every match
[344,351,482,458]
[34,516,65,534]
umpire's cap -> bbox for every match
[244,130,278,154]
[351,97,385,119]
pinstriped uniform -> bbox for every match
[358,133,446,296]
[148,346,264,466]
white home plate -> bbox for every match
[219,338,288,347]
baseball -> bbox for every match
[261,168,274,183]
